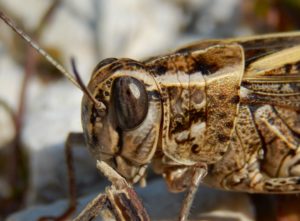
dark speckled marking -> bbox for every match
[219,151,226,156]
[288,149,297,157]
[280,180,287,184]
[217,134,230,143]
[296,61,300,71]
[265,182,273,187]
[154,65,168,75]
[284,64,293,73]
[190,109,206,123]
[290,82,300,92]
[89,106,97,124]
[171,121,186,134]
[191,144,199,153]
[92,58,117,73]
[225,121,234,128]
[103,60,145,75]
[218,94,227,100]
[217,112,227,119]
[89,106,98,147]
[230,95,240,104]
[88,90,109,147]
[190,56,220,75]
[107,63,124,73]
[148,90,161,100]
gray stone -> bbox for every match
[7,179,254,221]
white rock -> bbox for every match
[40,0,97,81]
[0,103,15,148]
[0,49,23,111]
[0,50,18,148]
[0,0,53,29]
[96,0,185,58]
[0,0,100,205]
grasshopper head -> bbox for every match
[81,58,162,184]
[0,11,162,184]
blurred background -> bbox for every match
[0,0,300,220]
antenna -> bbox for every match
[0,10,106,113]
[0,10,80,89]
[71,58,106,114]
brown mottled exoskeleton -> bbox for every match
[1,10,300,221]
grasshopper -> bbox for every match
[1,8,300,221]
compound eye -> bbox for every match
[112,77,148,130]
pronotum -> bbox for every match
[1,9,300,221]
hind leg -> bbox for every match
[255,176,300,193]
